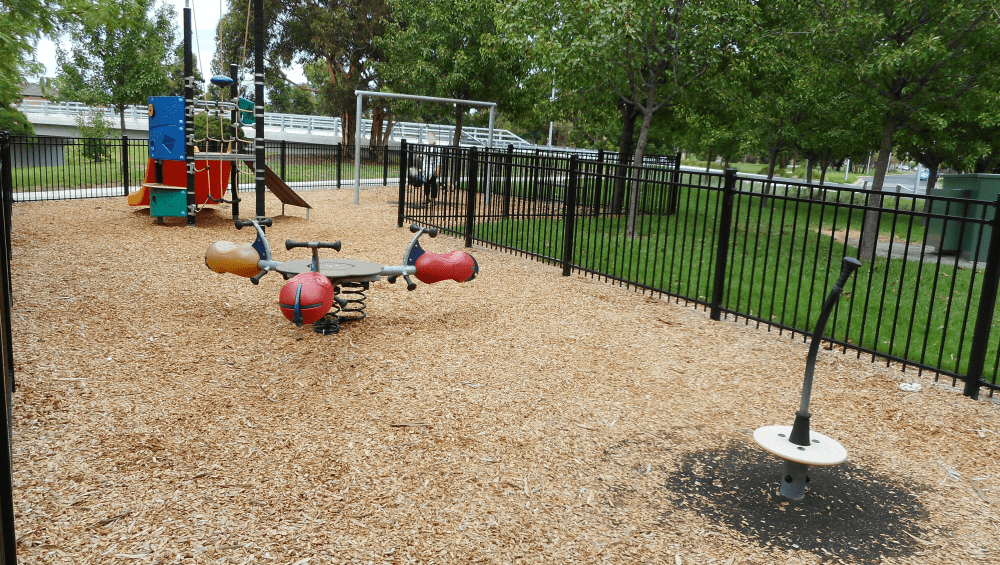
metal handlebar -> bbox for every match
[285,240,342,252]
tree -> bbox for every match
[808,0,1000,259]
[379,0,527,146]
[215,0,390,142]
[507,1,752,235]
[166,43,204,99]
[54,0,177,134]
[267,73,317,115]
[0,0,90,106]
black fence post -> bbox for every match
[562,155,579,276]
[1,129,18,564]
[398,139,407,228]
[336,142,342,189]
[383,144,389,186]
[279,139,287,181]
[1,132,12,261]
[963,196,1000,399]
[668,150,681,215]
[503,144,513,217]
[710,168,737,321]
[594,148,605,215]
[120,135,130,197]
[465,146,478,248]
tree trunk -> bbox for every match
[763,144,780,198]
[384,115,395,143]
[612,101,639,213]
[369,105,385,147]
[118,103,126,135]
[626,109,656,238]
[341,110,355,146]
[452,106,465,146]
[859,114,898,262]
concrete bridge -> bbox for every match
[16,100,534,148]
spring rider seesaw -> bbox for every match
[204,219,479,334]
[753,256,862,500]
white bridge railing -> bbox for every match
[15,100,535,149]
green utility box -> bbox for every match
[150,186,188,219]
[926,174,1000,262]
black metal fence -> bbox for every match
[4,135,405,201]
[397,144,1000,400]
[5,133,999,400]
[0,131,20,562]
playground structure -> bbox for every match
[754,256,862,500]
[205,220,479,334]
[126,0,309,225]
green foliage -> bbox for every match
[806,1,1000,188]
[54,0,177,133]
[215,0,388,127]
[75,110,113,162]
[193,112,233,151]
[267,79,317,115]
[0,106,34,135]
[0,0,63,105]
[166,43,204,99]
[379,0,528,143]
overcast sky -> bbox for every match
[33,0,305,86]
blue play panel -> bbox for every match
[148,96,185,161]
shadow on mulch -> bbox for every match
[661,441,933,563]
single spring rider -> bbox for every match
[753,256,862,500]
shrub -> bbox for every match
[0,106,35,136]
[76,110,113,163]
[194,112,232,152]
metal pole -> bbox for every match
[488,106,495,151]
[254,0,266,221]
[354,92,362,204]
[789,257,862,445]
[184,0,196,226]
[397,139,407,228]
[229,63,239,219]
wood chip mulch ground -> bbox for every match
[8,186,1000,564]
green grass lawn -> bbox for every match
[474,183,995,380]
[10,141,390,191]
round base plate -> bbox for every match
[276,258,383,285]
[753,425,847,467]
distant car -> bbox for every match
[900,164,910,171]
[920,170,930,181]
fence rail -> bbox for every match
[4,134,997,400]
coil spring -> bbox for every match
[335,281,368,323]
[312,314,340,335]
